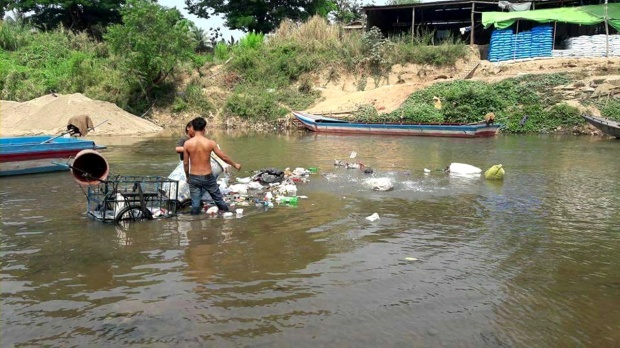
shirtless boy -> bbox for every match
[183,117,241,215]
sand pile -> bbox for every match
[0,93,163,136]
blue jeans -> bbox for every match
[187,174,229,215]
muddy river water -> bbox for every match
[1,132,619,347]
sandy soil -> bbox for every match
[1,93,162,137]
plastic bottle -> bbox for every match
[308,167,318,174]
[277,196,299,205]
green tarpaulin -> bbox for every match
[482,4,620,31]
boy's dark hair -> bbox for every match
[191,117,207,131]
[184,121,192,134]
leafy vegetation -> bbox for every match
[186,0,335,34]
[0,6,595,133]
[6,0,123,38]
[599,99,620,121]
[105,0,195,106]
[381,73,584,133]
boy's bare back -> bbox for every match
[183,136,216,175]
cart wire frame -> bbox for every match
[82,174,179,223]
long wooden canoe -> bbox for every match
[292,111,500,138]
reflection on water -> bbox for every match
[1,133,619,346]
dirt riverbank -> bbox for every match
[2,53,619,136]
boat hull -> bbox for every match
[582,115,620,138]
[0,158,71,176]
[0,136,105,176]
[292,111,500,138]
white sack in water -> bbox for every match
[366,213,380,221]
[247,181,264,190]
[166,161,190,201]
[236,177,252,184]
[293,167,309,176]
[277,184,298,196]
[228,184,248,195]
[448,163,482,175]
[365,177,394,191]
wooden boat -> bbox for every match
[292,111,501,138]
[0,136,106,176]
[582,115,620,138]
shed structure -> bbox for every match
[362,0,616,45]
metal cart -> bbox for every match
[84,175,179,224]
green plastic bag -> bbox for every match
[484,164,505,180]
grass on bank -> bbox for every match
[360,73,588,133]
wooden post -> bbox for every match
[514,19,519,61]
[553,21,557,51]
[470,1,475,45]
[412,7,416,44]
[605,0,610,57]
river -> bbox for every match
[1,132,619,347]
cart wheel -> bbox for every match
[179,199,193,209]
[114,205,153,224]
[175,199,196,213]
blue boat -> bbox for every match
[292,111,501,138]
[0,136,106,176]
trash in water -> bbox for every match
[424,168,431,173]
[277,184,298,196]
[206,206,219,215]
[484,164,505,180]
[264,191,273,201]
[222,212,234,218]
[446,163,482,175]
[236,177,252,184]
[366,213,380,221]
[365,177,393,191]
[350,151,357,159]
[276,196,298,205]
[228,184,248,195]
[235,208,244,216]
[405,257,419,261]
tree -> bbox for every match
[185,0,334,34]
[5,0,125,38]
[386,0,420,5]
[330,0,365,24]
[0,0,6,19]
[105,0,195,101]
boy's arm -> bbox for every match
[183,146,190,177]
[212,142,241,171]
[176,139,186,154]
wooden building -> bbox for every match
[362,0,616,46]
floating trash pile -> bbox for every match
[199,167,315,217]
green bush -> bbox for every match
[389,103,444,123]
[238,32,264,50]
[171,97,189,113]
[353,104,379,122]
[546,103,582,127]
[214,42,229,61]
[275,88,319,111]
[224,87,288,120]
[0,20,32,51]
[185,83,213,113]
[387,75,586,133]
[600,100,620,121]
